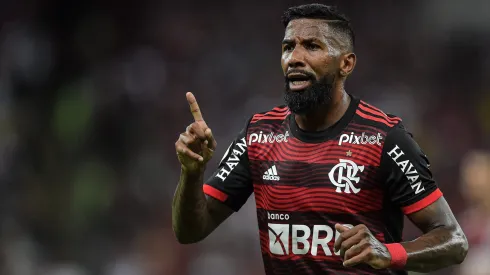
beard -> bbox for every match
[283,72,335,115]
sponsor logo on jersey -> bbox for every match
[215,137,247,181]
[248,131,289,145]
[267,212,290,221]
[263,165,280,181]
[387,145,425,194]
[267,222,353,256]
[338,132,383,146]
[328,159,364,194]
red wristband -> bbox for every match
[385,243,407,269]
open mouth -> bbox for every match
[287,73,312,91]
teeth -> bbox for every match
[292,80,308,85]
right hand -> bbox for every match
[175,92,217,174]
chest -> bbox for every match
[247,130,386,213]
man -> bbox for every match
[172,4,468,275]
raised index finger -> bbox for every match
[186,92,204,122]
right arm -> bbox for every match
[172,92,253,244]
[172,167,234,244]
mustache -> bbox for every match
[285,70,315,80]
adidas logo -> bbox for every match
[263,165,280,181]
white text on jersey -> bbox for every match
[338,132,383,146]
[248,131,289,145]
[267,212,290,220]
[216,137,247,181]
[263,165,280,181]
[268,223,353,256]
[387,145,425,194]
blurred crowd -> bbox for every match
[0,0,490,274]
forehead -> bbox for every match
[284,19,330,40]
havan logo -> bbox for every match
[387,145,425,194]
[215,138,247,181]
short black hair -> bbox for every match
[282,4,355,51]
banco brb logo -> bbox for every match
[268,224,289,255]
[268,223,352,256]
[328,159,364,194]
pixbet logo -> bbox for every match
[248,131,289,145]
[328,159,364,194]
[268,223,353,256]
[338,132,383,146]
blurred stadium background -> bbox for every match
[0,0,490,274]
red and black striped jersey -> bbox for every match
[203,95,443,275]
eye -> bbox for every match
[305,43,320,50]
[283,44,294,52]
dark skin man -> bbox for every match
[173,5,468,274]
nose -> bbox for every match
[287,48,306,69]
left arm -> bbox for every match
[401,197,468,272]
[334,124,468,271]
[334,198,468,272]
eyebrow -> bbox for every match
[281,38,322,44]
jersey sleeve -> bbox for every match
[379,124,443,215]
[203,118,253,212]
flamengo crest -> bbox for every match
[328,159,364,194]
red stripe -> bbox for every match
[359,103,402,123]
[251,108,291,123]
[348,123,388,136]
[249,155,375,166]
[249,148,381,166]
[203,184,228,202]
[248,149,380,166]
[271,106,289,113]
[254,191,366,211]
[253,111,289,118]
[356,110,397,127]
[254,185,383,213]
[248,139,382,162]
[283,138,383,154]
[251,116,289,123]
[402,188,443,214]
[360,101,402,120]
[251,116,288,121]
[253,176,380,191]
[254,185,383,206]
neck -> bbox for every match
[294,88,350,132]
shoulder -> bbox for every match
[245,105,291,145]
[355,99,403,131]
[249,105,291,125]
[233,106,290,137]
[354,99,417,145]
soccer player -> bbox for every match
[172,4,468,274]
